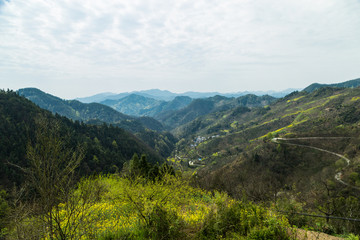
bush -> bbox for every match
[345,234,360,240]
[142,205,185,240]
[248,218,289,240]
[198,201,290,239]
[0,189,9,239]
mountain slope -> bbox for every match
[101,94,193,118]
[303,77,360,92]
[157,94,276,129]
[75,92,116,103]
[18,88,129,122]
[173,87,360,203]
[17,88,165,132]
[101,94,165,116]
[142,96,193,117]
[0,90,163,188]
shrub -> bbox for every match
[142,205,185,240]
[198,201,290,239]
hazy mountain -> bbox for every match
[17,88,165,133]
[76,92,116,103]
[77,89,177,102]
[76,89,296,103]
[303,77,360,92]
[101,94,165,116]
[101,94,193,117]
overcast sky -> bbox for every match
[1,0,360,99]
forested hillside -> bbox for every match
[17,88,178,158]
[0,90,163,189]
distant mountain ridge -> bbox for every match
[76,77,360,104]
[76,88,298,103]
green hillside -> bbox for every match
[167,87,360,235]
[177,87,360,180]
[157,94,276,129]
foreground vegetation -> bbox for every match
[2,173,292,239]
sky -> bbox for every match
[1,0,360,99]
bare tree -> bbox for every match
[25,116,84,239]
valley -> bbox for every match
[1,78,360,239]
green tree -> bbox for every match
[129,153,140,178]
[139,154,149,177]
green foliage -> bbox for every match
[142,205,185,240]
[345,233,360,240]
[349,172,360,183]
[6,174,292,239]
[0,189,9,239]
[124,153,175,182]
[198,201,290,239]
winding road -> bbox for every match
[271,137,360,191]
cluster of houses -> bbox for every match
[190,135,220,148]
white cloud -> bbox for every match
[0,0,360,98]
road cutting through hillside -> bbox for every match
[272,137,360,190]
